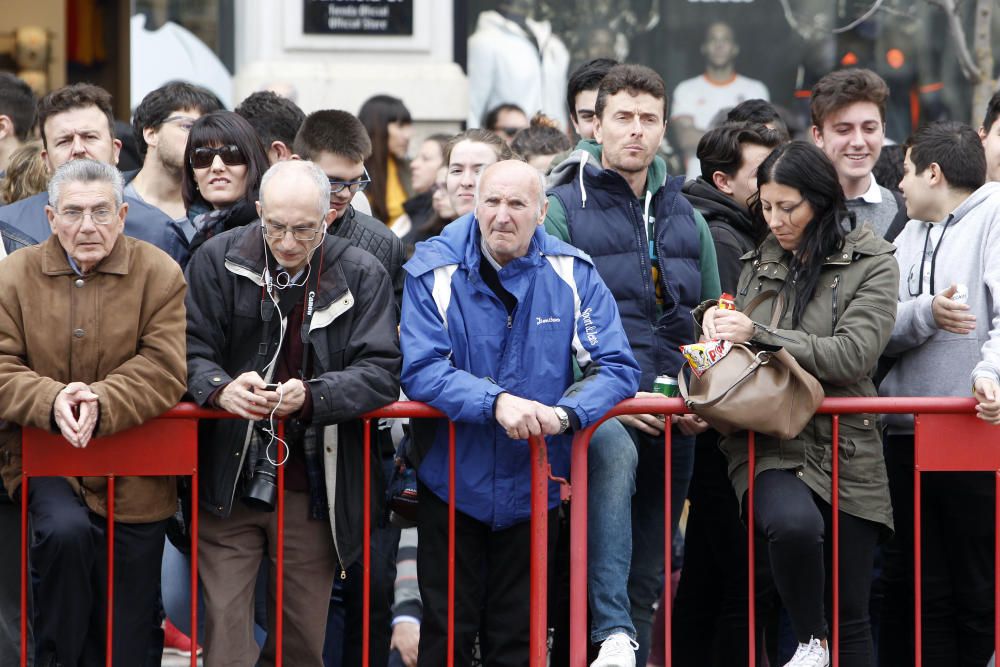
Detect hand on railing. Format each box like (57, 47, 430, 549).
(53, 382, 100, 448)
(216, 371, 274, 420)
(973, 377, 1000, 424)
(616, 391, 669, 435)
(495, 392, 561, 439)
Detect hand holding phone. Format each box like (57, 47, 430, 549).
(263, 383, 280, 392)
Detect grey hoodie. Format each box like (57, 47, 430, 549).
(880, 181, 1000, 432)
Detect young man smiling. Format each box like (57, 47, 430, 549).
(810, 68, 907, 240)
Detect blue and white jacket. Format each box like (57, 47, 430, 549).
(401, 213, 640, 529)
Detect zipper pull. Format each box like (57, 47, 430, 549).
(340, 567, 347, 581)
(506, 315, 512, 329)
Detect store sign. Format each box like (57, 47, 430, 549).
(303, 0, 413, 36)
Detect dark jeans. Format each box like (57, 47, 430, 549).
(415, 480, 558, 667)
(752, 469, 880, 667)
(29, 477, 166, 666)
(0, 499, 32, 666)
(879, 434, 996, 667)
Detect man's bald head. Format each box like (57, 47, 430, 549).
(259, 159, 331, 217)
(476, 159, 547, 215)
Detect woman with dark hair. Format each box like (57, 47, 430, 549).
(696, 141, 898, 667)
(358, 94, 413, 224)
(392, 133, 449, 251)
(181, 110, 270, 252)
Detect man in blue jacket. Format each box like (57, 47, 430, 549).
(0, 83, 186, 264)
(401, 159, 640, 667)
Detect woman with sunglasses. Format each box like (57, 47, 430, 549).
(697, 142, 897, 667)
(358, 94, 414, 225)
(181, 111, 270, 252)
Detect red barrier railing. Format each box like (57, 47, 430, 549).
(16, 396, 991, 666)
(568, 396, 988, 667)
(17, 402, 552, 667)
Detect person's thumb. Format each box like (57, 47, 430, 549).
(941, 284, 957, 298)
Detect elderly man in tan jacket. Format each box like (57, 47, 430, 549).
(0, 159, 187, 665)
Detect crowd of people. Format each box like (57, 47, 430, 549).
(0, 50, 998, 667)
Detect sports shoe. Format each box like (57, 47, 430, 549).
(590, 632, 638, 667)
(162, 618, 203, 657)
(783, 636, 829, 667)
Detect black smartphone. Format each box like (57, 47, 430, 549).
(262, 383, 280, 392)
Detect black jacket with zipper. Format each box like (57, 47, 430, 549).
(185, 223, 401, 569)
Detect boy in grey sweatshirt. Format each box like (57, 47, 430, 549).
(878, 121, 1000, 666)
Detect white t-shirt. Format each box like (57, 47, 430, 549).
(671, 73, 771, 130)
(672, 73, 770, 178)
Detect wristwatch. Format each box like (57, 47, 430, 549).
(553, 406, 571, 434)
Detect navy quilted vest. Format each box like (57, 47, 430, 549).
(550, 165, 701, 390)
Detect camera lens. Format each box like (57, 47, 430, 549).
(243, 457, 278, 512)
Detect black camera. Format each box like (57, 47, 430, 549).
(243, 456, 278, 512)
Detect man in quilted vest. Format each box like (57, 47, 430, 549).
(545, 63, 720, 666)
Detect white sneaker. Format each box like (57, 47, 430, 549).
(590, 632, 638, 667)
(783, 636, 830, 667)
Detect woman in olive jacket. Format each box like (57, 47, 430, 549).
(697, 141, 898, 667)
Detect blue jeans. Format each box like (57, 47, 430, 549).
(587, 419, 695, 664)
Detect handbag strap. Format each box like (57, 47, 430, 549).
(741, 289, 784, 329)
(677, 348, 770, 408)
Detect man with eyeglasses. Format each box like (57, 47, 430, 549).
(0, 158, 187, 665)
(293, 109, 405, 311)
(185, 159, 400, 666)
(0, 83, 187, 263)
(127, 81, 222, 224)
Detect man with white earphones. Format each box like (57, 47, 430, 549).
(185, 159, 401, 666)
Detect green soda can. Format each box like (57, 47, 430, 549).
(653, 375, 679, 398)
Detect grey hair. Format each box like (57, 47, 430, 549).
(259, 159, 331, 216)
(474, 160, 547, 216)
(47, 159, 124, 210)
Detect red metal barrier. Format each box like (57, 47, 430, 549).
(568, 396, 986, 667)
(17, 396, 991, 666)
(362, 402, 552, 667)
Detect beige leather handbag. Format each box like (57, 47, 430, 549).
(678, 291, 825, 439)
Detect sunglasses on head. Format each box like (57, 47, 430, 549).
(190, 144, 247, 169)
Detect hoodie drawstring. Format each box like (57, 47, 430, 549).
(577, 157, 588, 209)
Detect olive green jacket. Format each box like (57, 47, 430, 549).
(694, 225, 898, 532)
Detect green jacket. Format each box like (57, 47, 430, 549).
(694, 225, 898, 532)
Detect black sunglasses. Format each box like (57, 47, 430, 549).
(190, 144, 247, 169)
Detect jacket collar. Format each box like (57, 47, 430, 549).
(41, 233, 130, 276)
(222, 223, 355, 318)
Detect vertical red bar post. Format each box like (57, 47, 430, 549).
(363, 418, 372, 667)
(529, 434, 549, 667)
(747, 431, 756, 665)
(569, 428, 591, 667)
(831, 415, 840, 667)
(276, 421, 285, 667)
(106, 476, 115, 666)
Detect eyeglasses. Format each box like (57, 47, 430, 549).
(190, 144, 247, 169)
(161, 115, 198, 132)
(328, 167, 371, 195)
(55, 207, 116, 225)
(261, 220, 325, 241)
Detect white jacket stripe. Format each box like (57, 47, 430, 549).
(545, 255, 592, 367)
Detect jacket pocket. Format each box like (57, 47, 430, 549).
(819, 413, 875, 471)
